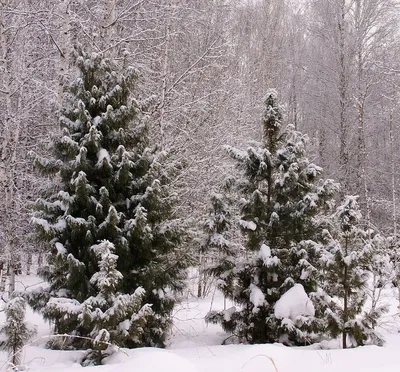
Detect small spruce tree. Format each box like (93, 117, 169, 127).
(207, 90, 338, 345)
(198, 190, 239, 297)
(363, 232, 391, 345)
(387, 236, 400, 309)
(0, 297, 36, 369)
(323, 196, 386, 347)
(31, 48, 189, 350)
(79, 240, 152, 365)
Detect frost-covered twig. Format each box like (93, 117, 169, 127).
(241, 354, 279, 372)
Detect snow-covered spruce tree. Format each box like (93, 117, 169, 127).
(207, 90, 338, 345)
(79, 240, 152, 365)
(363, 232, 392, 344)
(322, 196, 386, 348)
(0, 296, 36, 369)
(197, 189, 239, 298)
(31, 48, 189, 351)
(387, 236, 400, 309)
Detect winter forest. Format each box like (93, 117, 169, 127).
(2, 0, 400, 371)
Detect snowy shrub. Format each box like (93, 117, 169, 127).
(322, 196, 388, 348)
(0, 296, 36, 369)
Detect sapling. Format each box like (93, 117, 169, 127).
(0, 296, 36, 370)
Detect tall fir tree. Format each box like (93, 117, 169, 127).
(31, 48, 190, 351)
(207, 90, 338, 345)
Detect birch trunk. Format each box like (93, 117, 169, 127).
(338, 0, 350, 195)
(57, 0, 71, 106)
(101, 0, 116, 50)
(159, 1, 172, 151)
(0, 1, 16, 290)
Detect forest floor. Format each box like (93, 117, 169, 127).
(1, 273, 400, 372)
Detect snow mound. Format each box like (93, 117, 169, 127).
(97, 148, 111, 168)
(250, 283, 266, 312)
(259, 243, 280, 267)
(260, 243, 271, 259)
(105, 348, 200, 372)
(274, 284, 315, 320)
(239, 219, 257, 231)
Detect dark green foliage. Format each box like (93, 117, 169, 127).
(208, 90, 338, 345)
(31, 48, 189, 349)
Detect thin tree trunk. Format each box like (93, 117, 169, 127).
(318, 127, 326, 170)
(27, 253, 32, 275)
(197, 251, 203, 298)
(57, 0, 71, 106)
(0, 0, 11, 164)
(357, 88, 370, 223)
(343, 237, 348, 349)
(389, 108, 400, 307)
(9, 260, 15, 296)
(159, 0, 172, 151)
(390, 109, 396, 235)
(354, 0, 371, 224)
(338, 0, 349, 195)
(1, 1, 15, 292)
(101, 0, 116, 50)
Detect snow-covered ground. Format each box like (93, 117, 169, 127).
(1, 274, 400, 372)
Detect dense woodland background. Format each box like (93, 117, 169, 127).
(1, 0, 400, 292)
